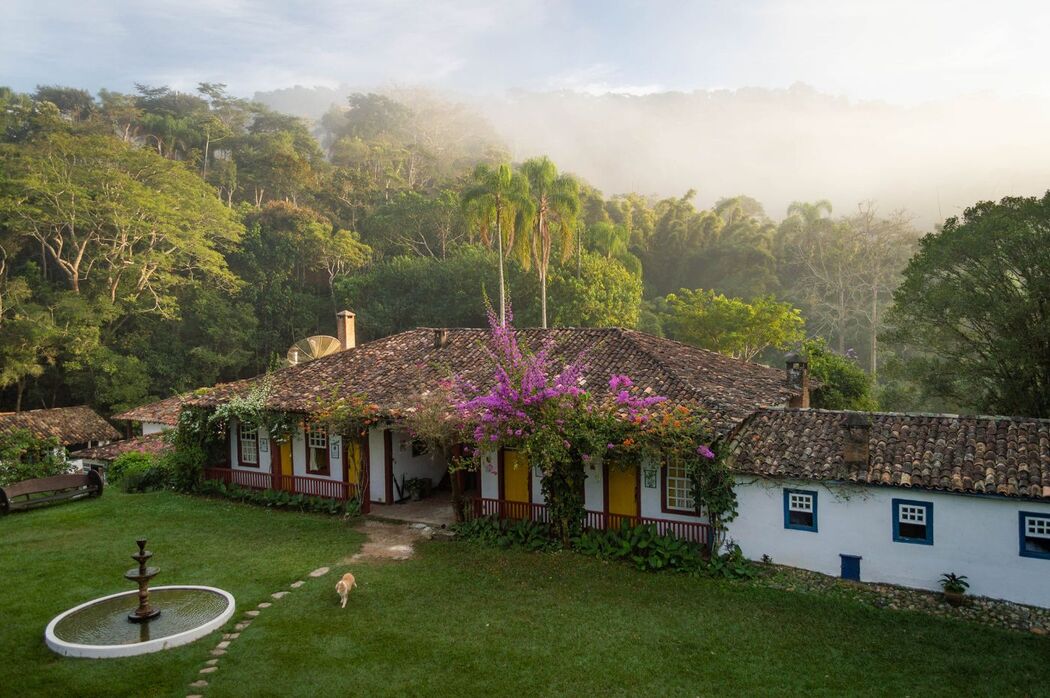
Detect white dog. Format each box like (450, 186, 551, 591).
(335, 572, 358, 608)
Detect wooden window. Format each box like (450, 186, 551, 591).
(663, 458, 695, 514)
(305, 422, 330, 475)
(892, 499, 933, 545)
(783, 489, 817, 532)
(1020, 512, 1050, 559)
(238, 425, 259, 466)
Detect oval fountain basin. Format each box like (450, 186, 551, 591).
(46, 586, 235, 658)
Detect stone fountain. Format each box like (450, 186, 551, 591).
(45, 538, 235, 659)
(125, 538, 161, 623)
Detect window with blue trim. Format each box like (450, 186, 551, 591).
(783, 489, 817, 532)
(892, 499, 933, 545)
(1020, 512, 1050, 559)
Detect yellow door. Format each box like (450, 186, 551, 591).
(346, 439, 362, 486)
(502, 450, 530, 519)
(607, 464, 639, 522)
(279, 441, 293, 489)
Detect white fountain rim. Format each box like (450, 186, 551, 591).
(45, 585, 236, 659)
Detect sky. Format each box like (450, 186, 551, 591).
(4, 0, 1050, 105)
(4, 1, 1050, 226)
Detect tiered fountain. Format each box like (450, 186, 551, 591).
(45, 539, 235, 659)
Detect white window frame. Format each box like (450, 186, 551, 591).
(239, 425, 259, 465)
(305, 422, 329, 473)
(664, 458, 695, 512)
(898, 504, 927, 526)
(789, 492, 814, 513)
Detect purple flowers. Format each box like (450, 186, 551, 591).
(697, 445, 715, 460)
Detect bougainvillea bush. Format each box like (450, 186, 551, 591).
(452, 309, 734, 544)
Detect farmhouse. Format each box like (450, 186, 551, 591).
(0, 406, 120, 467)
(187, 312, 802, 535)
(172, 311, 1050, 608)
(725, 408, 1050, 607)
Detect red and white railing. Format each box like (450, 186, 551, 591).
(203, 467, 358, 502)
(469, 497, 711, 545)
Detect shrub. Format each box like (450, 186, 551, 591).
(0, 429, 67, 486)
(108, 452, 171, 493)
(157, 443, 206, 492)
(196, 479, 354, 516)
(453, 516, 559, 552)
(574, 523, 704, 573)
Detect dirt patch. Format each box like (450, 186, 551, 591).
(343, 520, 432, 563)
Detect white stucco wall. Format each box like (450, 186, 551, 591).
(368, 427, 386, 502)
(479, 449, 499, 499)
(142, 422, 167, 435)
(389, 429, 446, 489)
(638, 455, 709, 523)
(228, 418, 272, 474)
(728, 476, 1050, 608)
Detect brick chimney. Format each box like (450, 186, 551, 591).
(785, 350, 810, 408)
(843, 412, 871, 470)
(336, 310, 356, 351)
(433, 328, 449, 349)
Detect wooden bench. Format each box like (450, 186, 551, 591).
(0, 470, 104, 514)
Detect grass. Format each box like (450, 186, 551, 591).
(0, 490, 363, 697)
(3, 492, 1050, 697)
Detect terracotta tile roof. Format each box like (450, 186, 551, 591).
(726, 408, 1050, 500)
(189, 327, 801, 434)
(71, 433, 171, 462)
(113, 394, 188, 426)
(0, 406, 121, 446)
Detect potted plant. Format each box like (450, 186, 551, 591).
(405, 478, 425, 501)
(939, 572, 969, 607)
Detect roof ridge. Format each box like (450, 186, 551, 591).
(757, 406, 1050, 424)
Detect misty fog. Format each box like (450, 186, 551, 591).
(258, 83, 1050, 227)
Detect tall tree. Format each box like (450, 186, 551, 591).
(462, 163, 530, 326)
(886, 193, 1050, 417)
(520, 157, 580, 328)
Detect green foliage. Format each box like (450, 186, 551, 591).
(197, 479, 355, 516)
(803, 337, 878, 411)
(452, 515, 559, 552)
(939, 572, 970, 594)
(574, 523, 704, 573)
(662, 289, 804, 361)
(0, 428, 65, 486)
(108, 451, 172, 493)
(886, 193, 1050, 417)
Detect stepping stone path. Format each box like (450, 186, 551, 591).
(183, 523, 423, 696)
(181, 565, 324, 697)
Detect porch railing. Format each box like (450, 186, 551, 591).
(469, 497, 711, 545)
(203, 467, 357, 502)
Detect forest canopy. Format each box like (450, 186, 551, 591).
(8, 82, 1026, 419)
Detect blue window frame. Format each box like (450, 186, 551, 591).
(892, 499, 933, 545)
(1019, 512, 1050, 559)
(783, 489, 818, 532)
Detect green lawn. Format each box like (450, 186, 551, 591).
(3, 492, 1049, 697)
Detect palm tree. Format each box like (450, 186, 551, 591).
(462, 163, 530, 325)
(520, 157, 580, 328)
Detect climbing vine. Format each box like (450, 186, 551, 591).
(452, 309, 734, 546)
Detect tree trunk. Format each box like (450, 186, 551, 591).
(870, 285, 878, 381)
(540, 268, 548, 329)
(496, 201, 506, 326)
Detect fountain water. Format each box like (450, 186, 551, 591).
(45, 539, 235, 659)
